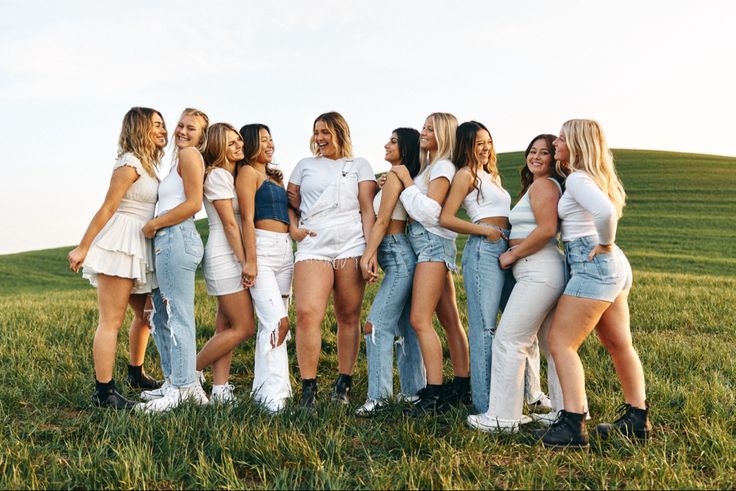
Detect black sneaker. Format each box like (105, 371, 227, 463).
(127, 364, 162, 390)
(300, 379, 317, 409)
(406, 385, 448, 417)
(531, 410, 589, 449)
(443, 376, 472, 407)
(91, 380, 136, 410)
(331, 374, 352, 405)
(592, 402, 651, 441)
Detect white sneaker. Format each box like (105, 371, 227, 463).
(528, 394, 554, 413)
(467, 413, 533, 433)
(210, 384, 236, 404)
(355, 398, 387, 417)
(141, 378, 171, 402)
(532, 409, 591, 426)
(135, 383, 208, 413)
(395, 393, 420, 404)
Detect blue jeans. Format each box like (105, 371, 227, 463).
(462, 232, 510, 413)
(150, 219, 203, 387)
(365, 234, 426, 400)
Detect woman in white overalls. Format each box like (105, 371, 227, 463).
(287, 112, 377, 407)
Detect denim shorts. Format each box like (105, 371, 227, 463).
(407, 221, 457, 272)
(563, 235, 633, 302)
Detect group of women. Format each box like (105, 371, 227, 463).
(68, 107, 650, 449)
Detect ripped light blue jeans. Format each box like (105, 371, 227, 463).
(462, 232, 510, 413)
(365, 234, 426, 400)
(150, 219, 203, 387)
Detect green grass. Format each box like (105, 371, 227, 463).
(0, 149, 734, 489)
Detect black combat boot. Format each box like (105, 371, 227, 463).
(592, 402, 651, 441)
(91, 379, 136, 410)
(300, 379, 317, 408)
(444, 376, 472, 406)
(331, 374, 352, 405)
(532, 410, 589, 449)
(127, 364, 162, 390)
(407, 384, 448, 417)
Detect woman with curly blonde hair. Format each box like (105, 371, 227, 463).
(68, 106, 167, 409)
(535, 119, 649, 449)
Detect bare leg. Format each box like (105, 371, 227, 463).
(293, 261, 334, 379)
(210, 307, 233, 385)
(434, 270, 469, 377)
(94, 274, 134, 382)
(410, 262, 449, 385)
(333, 258, 366, 375)
(127, 294, 150, 366)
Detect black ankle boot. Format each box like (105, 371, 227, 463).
(300, 379, 317, 408)
(92, 379, 136, 410)
(331, 374, 352, 405)
(127, 364, 162, 390)
(532, 410, 589, 449)
(444, 376, 472, 406)
(408, 384, 448, 417)
(592, 402, 651, 441)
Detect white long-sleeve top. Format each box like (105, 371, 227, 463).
(399, 159, 457, 240)
(558, 171, 618, 245)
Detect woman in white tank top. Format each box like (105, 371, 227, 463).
(68, 107, 167, 409)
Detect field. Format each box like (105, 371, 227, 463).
(0, 150, 734, 489)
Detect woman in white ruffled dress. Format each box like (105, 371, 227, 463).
(68, 107, 167, 409)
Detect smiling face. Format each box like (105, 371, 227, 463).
(420, 116, 438, 153)
(553, 130, 570, 163)
(384, 132, 400, 164)
(225, 130, 244, 163)
(475, 129, 493, 167)
(313, 120, 338, 159)
(149, 112, 168, 149)
(174, 114, 205, 149)
(255, 128, 274, 164)
(526, 137, 554, 178)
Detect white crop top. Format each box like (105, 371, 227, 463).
(462, 170, 511, 222)
(157, 153, 205, 216)
(508, 177, 562, 240)
(558, 171, 617, 244)
(203, 168, 240, 230)
(400, 159, 457, 240)
(373, 189, 408, 221)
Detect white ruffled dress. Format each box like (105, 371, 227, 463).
(82, 153, 159, 293)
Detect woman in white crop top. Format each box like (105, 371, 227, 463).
(535, 119, 649, 449)
(440, 121, 550, 416)
(68, 107, 167, 409)
(390, 112, 470, 415)
(355, 128, 426, 415)
(467, 133, 569, 433)
(136, 108, 211, 413)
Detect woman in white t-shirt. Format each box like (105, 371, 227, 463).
(68, 107, 167, 409)
(287, 112, 377, 407)
(390, 112, 470, 415)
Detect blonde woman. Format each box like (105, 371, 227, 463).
(287, 112, 377, 407)
(237, 123, 293, 413)
(535, 119, 649, 448)
(390, 112, 470, 415)
(137, 108, 210, 413)
(68, 107, 167, 409)
(190, 123, 256, 403)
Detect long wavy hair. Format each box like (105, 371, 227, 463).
(453, 121, 500, 201)
(203, 123, 240, 176)
(117, 107, 166, 178)
(518, 134, 569, 198)
(239, 123, 283, 182)
(310, 111, 353, 159)
(171, 107, 209, 163)
(560, 119, 626, 217)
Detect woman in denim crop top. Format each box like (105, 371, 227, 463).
(236, 123, 294, 413)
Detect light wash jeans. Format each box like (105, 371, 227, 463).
(250, 229, 294, 412)
(462, 232, 510, 413)
(365, 234, 426, 400)
(486, 241, 566, 421)
(150, 219, 203, 387)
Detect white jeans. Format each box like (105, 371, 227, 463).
(250, 229, 294, 412)
(486, 242, 566, 422)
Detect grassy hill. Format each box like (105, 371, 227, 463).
(0, 150, 735, 489)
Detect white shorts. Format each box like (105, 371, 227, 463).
(295, 214, 365, 265)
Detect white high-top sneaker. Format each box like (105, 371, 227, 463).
(141, 378, 171, 402)
(467, 413, 533, 433)
(210, 384, 236, 404)
(136, 383, 208, 413)
(355, 398, 387, 417)
(528, 394, 554, 413)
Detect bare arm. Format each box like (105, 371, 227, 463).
(360, 173, 401, 282)
(358, 179, 378, 248)
(67, 166, 138, 271)
(439, 169, 505, 240)
(286, 182, 314, 242)
(143, 147, 204, 237)
(236, 167, 258, 287)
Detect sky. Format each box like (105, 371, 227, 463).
(1, 0, 734, 254)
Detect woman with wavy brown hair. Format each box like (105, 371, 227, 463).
(68, 106, 167, 409)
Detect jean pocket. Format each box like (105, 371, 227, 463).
(566, 243, 591, 264)
(593, 252, 619, 283)
(182, 228, 203, 258)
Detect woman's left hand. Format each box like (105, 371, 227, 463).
(499, 250, 518, 270)
(588, 243, 614, 260)
(389, 164, 412, 187)
(142, 220, 158, 239)
(242, 261, 257, 288)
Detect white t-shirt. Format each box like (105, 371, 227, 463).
(203, 167, 239, 230)
(558, 171, 618, 244)
(400, 159, 457, 240)
(289, 156, 375, 215)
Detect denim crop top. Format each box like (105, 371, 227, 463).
(254, 179, 290, 225)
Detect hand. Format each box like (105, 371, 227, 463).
(588, 243, 614, 260)
(376, 173, 388, 189)
(389, 164, 412, 187)
(499, 250, 517, 270)
(242, 262, 257, 288)
(287, 189, 301, 210)
(290, 227, 316, 242)
(484, 227, 507, 242)
(67, 246, 87, 272)
(360, 254, 379, 283)
(142, 220, 158, 239)
(271, 320, 290, 348)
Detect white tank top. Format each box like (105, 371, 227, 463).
(462, 170, 511, 222)
(157, 154, 204, 216)
(509, 177, 562, 240)
(373, 189, 408, 221)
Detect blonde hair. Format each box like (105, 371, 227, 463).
(171, 107, 209, 163)
(561, 119, 626, 217)
(310, 111, 353, 159)
(203, 123, 240, 174)
(420, 112, 458, 180)
(117, 107, 166, 178)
